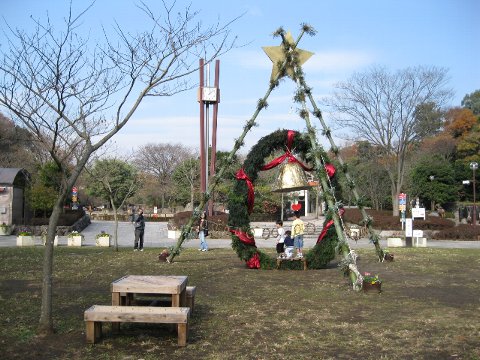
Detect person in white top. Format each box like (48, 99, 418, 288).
(275, 220, 285, 259)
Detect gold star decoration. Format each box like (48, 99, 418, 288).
(262, 31, 314, 81)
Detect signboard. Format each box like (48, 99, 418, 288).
(405, 218, 413, 237)
(413, 230, 424, 238)
(154, 206, 158, 214)
(398, 193, 407, 213)
(412, 207, 426, 220)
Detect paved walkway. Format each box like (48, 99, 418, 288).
(1, 218, 479, 249)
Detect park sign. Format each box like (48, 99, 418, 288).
(72, 186, 78, 210)
(412, 207, 426, 220)
(399, 193, 407, 225)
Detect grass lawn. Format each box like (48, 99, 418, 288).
(0, 246, 479, 359)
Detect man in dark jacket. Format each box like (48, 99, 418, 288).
(132, 208, 145, 251)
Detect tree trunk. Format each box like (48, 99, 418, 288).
(110, 197, 119, 251)
(190, 183, 194, 211)
(391, 188, 400, 216)
(38, 199, 63, 335)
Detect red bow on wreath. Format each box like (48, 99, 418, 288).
(324, 163, 336, 178)
(235, 168, 254, 214)
(229, 229, 256, 247)
(246, 253, 260, 269)
(317, 208, 345, 243)
(261, 130, 313, 171)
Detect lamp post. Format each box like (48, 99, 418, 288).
(470, 162, 478, 226)
(429, 175, 435, 211)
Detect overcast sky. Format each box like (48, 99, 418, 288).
(1, 0, 478, 156)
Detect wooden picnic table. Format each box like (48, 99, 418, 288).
(111, 275, 188, 308)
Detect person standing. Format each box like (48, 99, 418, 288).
(275, 220, 285, 258)
(198, 211, 209, 252)
(132, 208, 145, 251)
(291, 210, 304, 258)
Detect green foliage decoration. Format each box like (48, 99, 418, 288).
(228, 129, 338, 270)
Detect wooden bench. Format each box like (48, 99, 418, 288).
(133, 286, 197, 313)
(84, 305, 190, 346)
(276, 257, 307, 270)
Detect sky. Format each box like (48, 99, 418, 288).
(1, 0, 479, 156)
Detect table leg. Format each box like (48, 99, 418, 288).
(172, 293, 180, 307)
(180, 288, 187, 307)
(111, 292, 121, 333)
(112, 292, 120, 306)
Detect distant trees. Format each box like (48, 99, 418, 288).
(461, 89, 480, 116)
(86, 159, 138, 250)
(0, 112, 42, 171)
(408, 156, 457, 211)
(327, 65, 453, 215)
(172, 157, 200, 208)
(133, 143, 193, 208)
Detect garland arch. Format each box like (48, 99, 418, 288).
(228, 129, 340, 270)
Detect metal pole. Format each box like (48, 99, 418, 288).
(473, 168, 477, 226)
(199, 59, 206, 194)
(470, 162, 478, 226)
(205, 63, 210, 206)
(281, 193, 284, 221)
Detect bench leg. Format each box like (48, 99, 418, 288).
(112, 322, 120, 334)
(187, 296, 195, 314)
(177, 323, 188, 346)
(86, 321, 102, 343)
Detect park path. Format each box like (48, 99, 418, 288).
(1, 217, 479, 249)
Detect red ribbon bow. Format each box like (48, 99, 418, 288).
(261, 131, 313, 171)
(325, 163, 336, 178)
(246, 253, 260, 269)
(316, 208, 345, 243)
(235, 168, 255, 214)
(229, 229, 256, 247)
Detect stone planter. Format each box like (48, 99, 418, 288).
(17, 235, 35, 246)
(413, 237, 427, 247)
(0, 226, 12, 236)
(43, 236, 59, 246)
(68, 235, 83, 247)
(387, 237, 405, 247)
(96, 236, 110, 247)
(167, 230, 181, 239)
(363, 281, 382, 293)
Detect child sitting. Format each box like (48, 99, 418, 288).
(283, 230, 294, 259)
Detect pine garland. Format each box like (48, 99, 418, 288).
(228, 129, 339, 270)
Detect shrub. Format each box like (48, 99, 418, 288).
(172, 211, 228, 232)
(432, 225, 480, 240)
(343, 208, 455, 230)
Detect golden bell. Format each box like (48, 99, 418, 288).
(272, 162, 312, 193)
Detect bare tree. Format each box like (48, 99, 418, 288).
(0, 2, 236, 334)
(326, 65, 452, 215)
(133, 143, 193, 208)
(172, 152, 200, 209)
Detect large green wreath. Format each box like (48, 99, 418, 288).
(228, 129, 340, 270)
